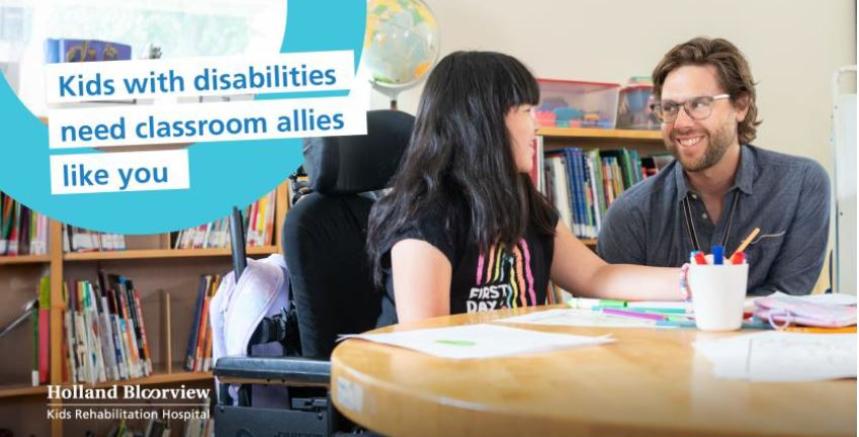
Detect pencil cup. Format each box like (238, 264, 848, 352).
(688, 263, 748, 331)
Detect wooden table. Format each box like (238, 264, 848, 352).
(330, 306, 856, 437)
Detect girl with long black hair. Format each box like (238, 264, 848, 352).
(367, 51, 683, 322)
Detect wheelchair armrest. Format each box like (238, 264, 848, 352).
(213, 356, 330, 388)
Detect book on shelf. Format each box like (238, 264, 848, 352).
(172, 189, 277, 249)
(29, 275, 51, 386)
(105, 414, 211, 437)
(543, 147, 672, 239)
(61, 273, 153, 385)
(184, 413, 214, 437)
(144, 417, 169, 437)
(35, 276, 51, 386)
(184, 274, 221, 372)
(0, 192, 49, 256)
(44, 38, 132, 63)
(63, 225, 127, 253)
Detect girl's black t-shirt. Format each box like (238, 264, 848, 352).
(382, 200, 558, 315)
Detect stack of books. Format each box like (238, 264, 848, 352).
(543, 147, 672, 238)
(61, 272, 152, 385)
(184, 274, 222, 372)
(0, 193, 49, 256)
(172, 190, 276, 249)
(63, 225, 127, 252)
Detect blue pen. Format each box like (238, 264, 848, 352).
(712, 245, 724, 265)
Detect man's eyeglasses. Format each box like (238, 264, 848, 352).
(650, 94, 730, 122)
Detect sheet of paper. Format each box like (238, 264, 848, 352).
(694, 331, 857, 382)
(340, 324, 613, 359)
(498, 308, 659, 328)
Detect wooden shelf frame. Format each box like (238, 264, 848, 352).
(538, 127, 662, 140)
(0, 254, 51, 265)
(0, 384, 48, 399)
(0, 371, 213, 399)
(63, 245, 280, 261)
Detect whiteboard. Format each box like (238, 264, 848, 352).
(833, 74, 856, 295)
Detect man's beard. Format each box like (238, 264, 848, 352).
(665, 122, 735, 172)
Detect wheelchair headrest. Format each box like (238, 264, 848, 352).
(303, 109, 414, 195)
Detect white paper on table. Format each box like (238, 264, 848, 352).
(498, 308, 658, 328)
(340, 323, 613, 360)
(694, 331, 857, 382)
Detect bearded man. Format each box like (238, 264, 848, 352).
(597, 37, 830, 295)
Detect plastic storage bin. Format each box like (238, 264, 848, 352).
(536, 79, 620, 129)
(616, 84, 659, 130)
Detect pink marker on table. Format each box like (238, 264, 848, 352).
(602, 308, 666, 321)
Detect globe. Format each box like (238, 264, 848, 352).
(364, 0, 440, 106)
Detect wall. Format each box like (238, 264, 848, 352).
(371, 0, 857, 173)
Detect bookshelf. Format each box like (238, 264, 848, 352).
(0, 180, 292, 437)
(537, 127, 666, 248)
(538, 127, 665, 153)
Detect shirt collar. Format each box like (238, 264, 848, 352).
(673, 144, 756, 203)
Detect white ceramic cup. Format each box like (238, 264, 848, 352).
(688, 263, 749, 331)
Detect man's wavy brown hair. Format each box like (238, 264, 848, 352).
(652, 37, 762, 144)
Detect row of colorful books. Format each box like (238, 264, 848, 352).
(108, 418, 170, 437)
(542, 147, 672, 238)
(184, 274, 221, 372)
(4, 188, 279, 255)
(63, 225, 128, 253)
(59, 273, 152, 385)
(171, 190, 277, 249)
(105, 413, 213, 437)
(30, 270, 223, 386)
(0, 192, 49, 256)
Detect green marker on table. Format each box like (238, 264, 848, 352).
(435, 339, 477, 347)
(568, 297, 626, 309)
(621, 307, 688, 315)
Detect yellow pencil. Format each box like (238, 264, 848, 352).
(731, 227, 760, 258)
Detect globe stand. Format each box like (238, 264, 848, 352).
(372, 82, 402, 110)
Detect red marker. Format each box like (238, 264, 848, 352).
(731, 251, 745, 265)
(694, 251, 708, 265)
